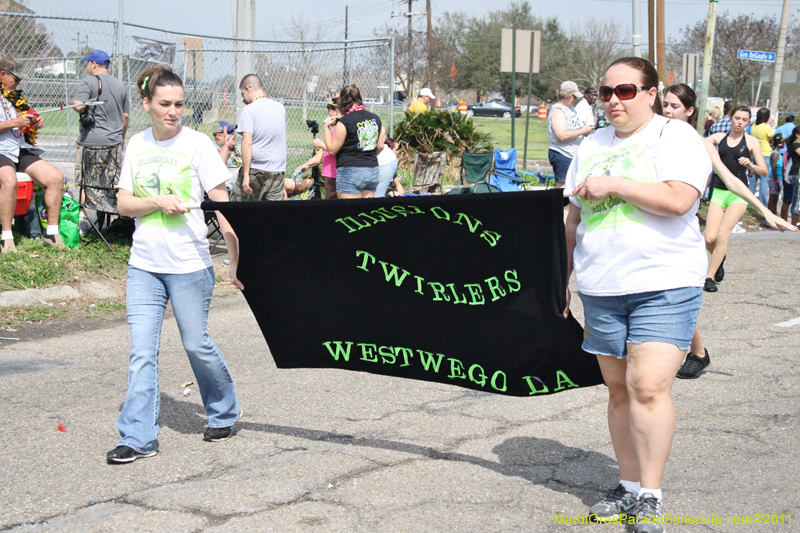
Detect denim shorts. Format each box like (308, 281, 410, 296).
(337, 166, 380, 194)
(578, 287, 703, 359)
(548, 149, 573, 183)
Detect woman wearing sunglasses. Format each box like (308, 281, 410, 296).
(662, 85, 793, 379)
(564, 58, 711, 531)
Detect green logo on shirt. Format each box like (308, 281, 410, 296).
(131, 148, 192, 228)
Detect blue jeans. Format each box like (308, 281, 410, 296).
(375, 159, 398, 197)
(116, 266, 240, 453)
(548, 149, 573, 183)
(748, 173, 769, 206)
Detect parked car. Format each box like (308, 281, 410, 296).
(466, 99, 521, 118)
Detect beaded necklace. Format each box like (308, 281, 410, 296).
(346, 104, 365, 114)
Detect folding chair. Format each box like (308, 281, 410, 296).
(447, 152, 496, 194)
(488, 148, 538, 192)
(203, 193, 224, 253)
(78, 145, 119, 251)
(405, 151, 447, 194)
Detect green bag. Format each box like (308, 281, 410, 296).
(35, 193, 81, 248)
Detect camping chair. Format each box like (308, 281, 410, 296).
(405, 151, 447, 194)
(78, 146, 118, 251)
(447, 152, 496, 194)
(488, 148, 538, 192)
(203, 193, 224, 253)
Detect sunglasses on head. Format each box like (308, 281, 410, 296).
(598, 84, 651, 102)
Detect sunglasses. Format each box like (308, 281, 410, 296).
(598, 84, 651, 102)
(1, 71, 21, 83)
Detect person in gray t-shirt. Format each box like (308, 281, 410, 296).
(71, 50, 130, 212)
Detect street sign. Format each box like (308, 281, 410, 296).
(737, 50, 775, 62)
(683, 54, 699, 85)
(760, 69, 798, 84)
(500, 29, 541, 73)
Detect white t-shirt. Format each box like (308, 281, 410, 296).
(575, 98, 595, 127)
(565, 115, 711, 296)
(377, 146, 397, 167)
(118, 127, 229, 274)
(237, 98, 287, 172)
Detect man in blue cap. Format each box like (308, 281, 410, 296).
(71, 50, 130, 219)
(211, 121, 241, 189)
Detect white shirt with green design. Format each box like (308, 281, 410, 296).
(565, 115, 711, 296)
(118, 127, 229, 274)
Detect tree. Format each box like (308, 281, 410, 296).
(557, 18, 628, 92)
(673, 11, 781, 103)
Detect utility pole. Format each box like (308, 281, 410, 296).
(343, 6, 349, 87)
(769, 0, 792, 120)
(391, 1, 426, 100)
(632, 0, 642, 57)
(695, 0, 718, 135)
(426, 0, 434, 96)
(656, 0, 665, 84)
(648, 0, 654, 62)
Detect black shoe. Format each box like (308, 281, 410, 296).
(714, 255, 726, 282)
(203, 426, 233, 442)
(703, 277, 717, 292)
(677, 348, 711, 379)
(106, 445, 157, 464)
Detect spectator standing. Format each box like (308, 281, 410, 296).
(375, 137, 399, 198)
(703, 106, 721, 135)
(708, 100, 734, 136)
(298, 98, 341, 200)
(547, 81, 593, 189)
(232, 74, 287, 201)
(408, 88, 434, 114)
(768, 134, 785, 215)
(72, 49, 130, 217)
(575, 87, 597, 127)
(107, 65, 242, 464)
(0, 56, 66, 253)
(774, 114, 795, 152)
(324, 84, 386, 199)
(749, 108, 773, 206)
(785, 127, 800, 226)
(211, 121, 241, 189)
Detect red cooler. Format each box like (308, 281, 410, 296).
(15, 173, 33, 217)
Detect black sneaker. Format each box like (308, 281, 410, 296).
(203, 426, 233, 442)
(106, 445, 157, 464)
(589, 483, 638, 522)
(703, 278, 717, 292)
(634, 493, 665, 533)
(677, 348, 711, 379)
(714, 255, 726, 282)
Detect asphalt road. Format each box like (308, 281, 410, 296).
(1, 233, 798, 532)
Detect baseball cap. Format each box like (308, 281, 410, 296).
(212, 121, 237, 135)
(81, 50, 111, 65)
(560, 81, 583, 99)
(420, 88, 435, 99)
(0, 56, 27, 79)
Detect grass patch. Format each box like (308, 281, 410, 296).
(471, 114, 550, 162)
(83, 301, 126, 319)
(0, 234, 131, 292)
(0, 300, 127, 325)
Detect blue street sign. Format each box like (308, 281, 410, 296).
(737, 50, 776, 62)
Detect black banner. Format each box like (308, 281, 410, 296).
(207, 189, 603, 397)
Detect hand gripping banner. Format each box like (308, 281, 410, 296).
(206, 189, 604, 397)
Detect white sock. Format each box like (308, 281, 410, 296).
(46, 225, 59, 236)
(620, 480, 641, 494)
(1, 230, 12, 241)
(639, 487, 663, 501)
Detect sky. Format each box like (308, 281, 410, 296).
(22, 0, 798, 48)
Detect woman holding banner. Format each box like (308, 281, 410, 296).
(107, 65, 243, 464)
(564, 58, 710, 532)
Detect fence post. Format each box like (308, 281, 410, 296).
(389, 37, 395, 137)
(64, 57, 72, 162)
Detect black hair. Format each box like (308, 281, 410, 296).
(606, 57, 663, 115)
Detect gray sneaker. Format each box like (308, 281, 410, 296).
(634, 493, 665, 533)
(589, 484, 638, 522)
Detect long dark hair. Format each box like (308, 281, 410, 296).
(137, 65, 183, 100)
(664, 83, 697, 122)
(606, 57, 663, 115)
(338, 85, 363, 114)
(786, 127, 800, 148)
(755, 107, 770, 125)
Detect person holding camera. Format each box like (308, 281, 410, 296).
(72, 50, 130, 215)
(298, 98, 341, 199)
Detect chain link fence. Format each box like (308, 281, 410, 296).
(1, 10, 394, 172)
